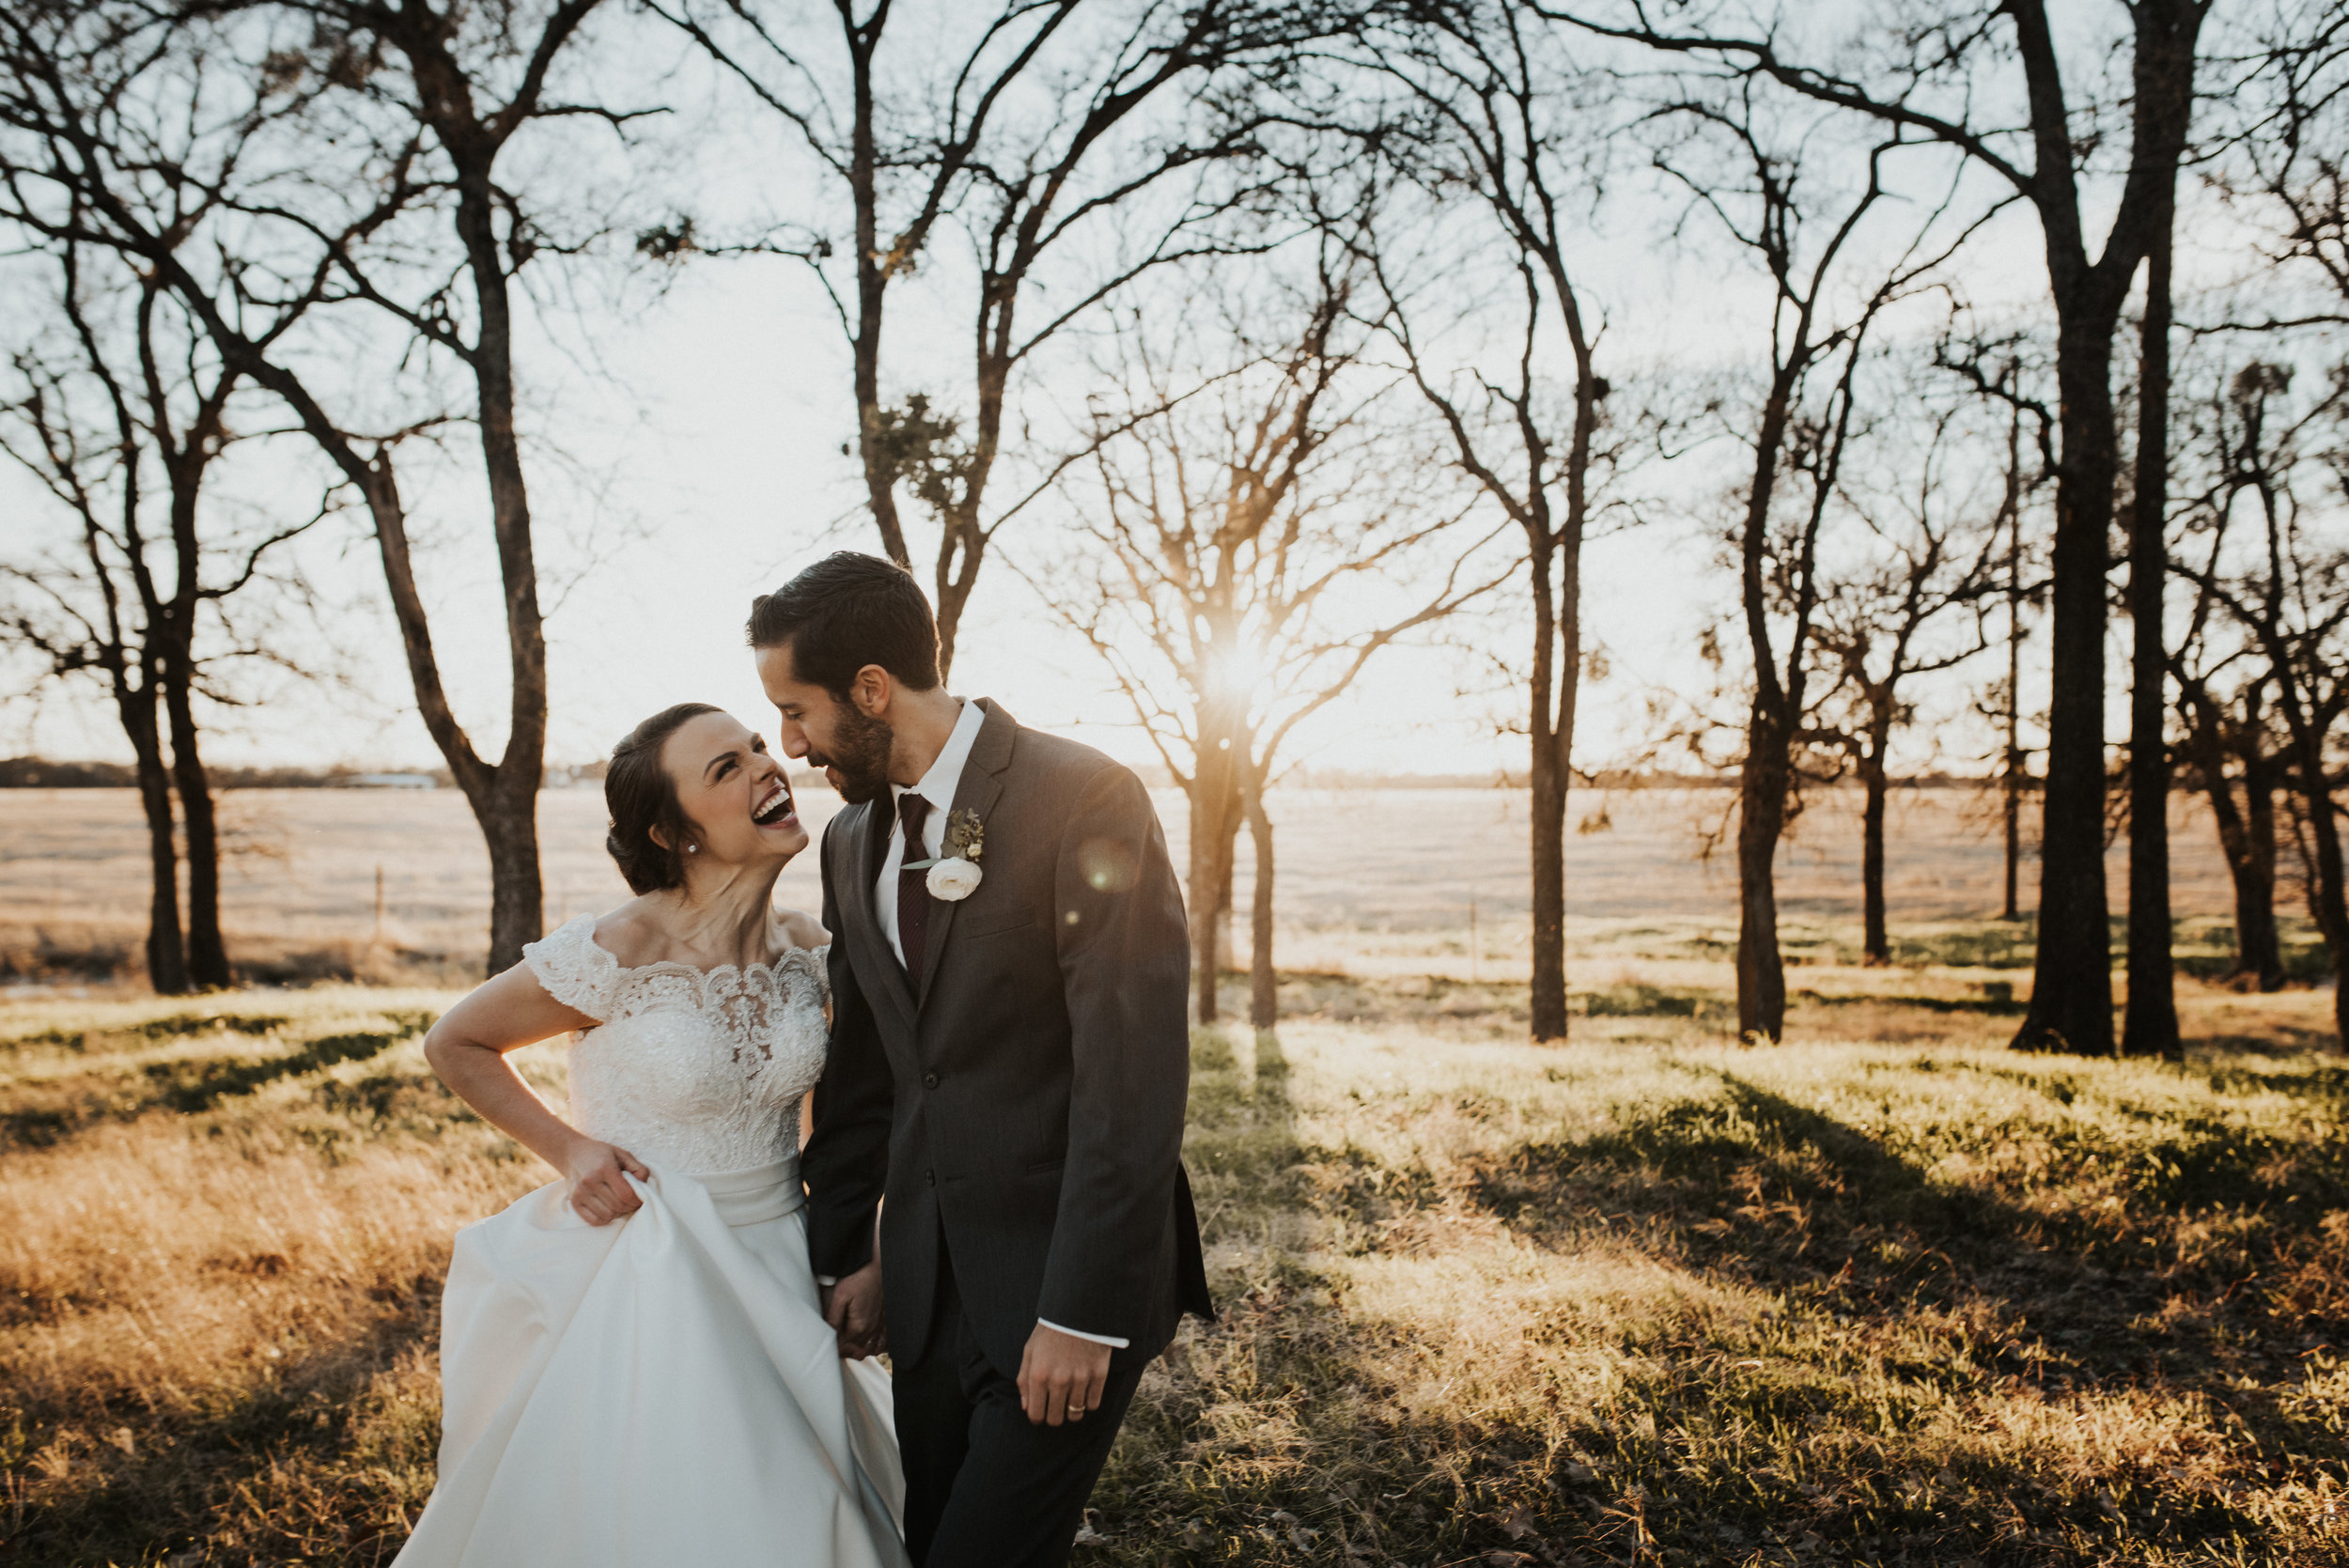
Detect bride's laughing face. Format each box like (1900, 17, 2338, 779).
(659, 710, 808, 869)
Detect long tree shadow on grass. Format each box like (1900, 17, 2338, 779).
(0, 1012, 436, 1147)
(1481, 1067, 2349, 1372)
(1793, 987, 2029, 1017)
(1111, 1054, 2349, 1566)
(1449, 1069, 2349, 1563)
(0, 1013, 292, 1056)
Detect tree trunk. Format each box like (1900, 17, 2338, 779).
(110, 628, 183, 993)
(2014, 304, 2123, 1054)
(2218, 785, 2285, 991)
(1215, 836, 1237, 975)
(1528, 536, 1570, 1042)
(2001, 750, 2024, 922)
(1548, 460, 1587, 1041)
(361, 446, 543, 976)
(2010, 0, 2207, 1054)
(2123, 163, 2181, 1060)
(1732, 359, 1839, 1040)
(2183, 695, 2283, 990)
(131, 734, 186, 995)
(479, 782, 544, 978)
(1860, 753, 1890, 966)
(1246, 776, 1276, 1029)
(1187, 739, 1238, 1022)
(2237, 752, 2285, 989)
(462, 215, 549, 972)
(1736, 700, 1791, 1041)
(164, 677, 228, 987)
(2001, 380, 2027, 924)
(2295, 759, 2349, 1051)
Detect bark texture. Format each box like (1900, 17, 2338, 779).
(2122, 13, 2194, 1061)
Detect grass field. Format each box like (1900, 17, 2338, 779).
(3, 940, 2344, 1567)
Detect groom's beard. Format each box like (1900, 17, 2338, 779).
(816, 702, 894, 805)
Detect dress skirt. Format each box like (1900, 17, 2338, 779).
(394, 1159, 907, 1567)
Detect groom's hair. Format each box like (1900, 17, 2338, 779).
(747, 551, 941, 698)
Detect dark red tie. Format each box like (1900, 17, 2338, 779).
(896, 792, 934, 981)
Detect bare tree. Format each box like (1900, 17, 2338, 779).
(2170, 641, 2289, 991)
(1045, 255, 1502, 1025)
(1808, 401, 1998, 966)
(0, 0, 628, 972)
(2178, 360, 2349, 1047)
(655, 0, 1346, 676)
(0, 244, 316, 990)
(2122, 42, 2195, 1059)
(1339, 3, 1630, 1042)
(1989, 368, 2043, 924)
(2205, 1, 2349, 334)
(5, 256, 191, 994)
(1932, 331, 2061, 928)
(1642, 86, 1984, 1042)
(1560, 0, 2214, 1054)
(2175, 7, 2349, 1002)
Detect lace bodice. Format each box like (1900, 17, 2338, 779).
(523, 913, 830, 1175)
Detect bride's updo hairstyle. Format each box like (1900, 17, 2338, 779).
(605, 703, 723, 894)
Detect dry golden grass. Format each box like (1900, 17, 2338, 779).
(0, 993, 560, 1564)
(2, 951, 2344, 1566)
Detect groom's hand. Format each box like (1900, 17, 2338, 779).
(1018, 1323, 1111, 1427)
(821, 1256, 887, 1359)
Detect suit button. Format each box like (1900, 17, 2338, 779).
(923, 1072, 940, 1090)
(925, 1168, 936, 1188)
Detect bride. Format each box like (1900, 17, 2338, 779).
(394, 702, 907, 1568)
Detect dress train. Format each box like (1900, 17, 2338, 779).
(395, 1159, 906, 1568)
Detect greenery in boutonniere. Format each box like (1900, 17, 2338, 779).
(907, 808, 987, 901)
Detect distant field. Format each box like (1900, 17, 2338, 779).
(0, 784, 2250, 984)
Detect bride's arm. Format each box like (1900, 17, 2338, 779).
(423, 964, 650, 1225)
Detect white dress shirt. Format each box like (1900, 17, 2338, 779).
(875, 697, 986, 967)
(848, 697, 1128, 1350)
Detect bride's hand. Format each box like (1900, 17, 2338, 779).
(564, 1137, 650, 1224)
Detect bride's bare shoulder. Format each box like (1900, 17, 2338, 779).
(773, 908, 830, 955)
(590, 899, 666, 968)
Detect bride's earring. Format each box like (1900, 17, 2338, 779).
(687, 844, 698, 854)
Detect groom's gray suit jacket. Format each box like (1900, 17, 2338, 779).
(802, 699, 1213, 1376)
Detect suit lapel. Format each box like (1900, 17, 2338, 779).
(915, 699, 1018, 1005)
(844, 797, 918, 1027)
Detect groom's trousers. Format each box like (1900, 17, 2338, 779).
(894, 1247, 1149, 1568)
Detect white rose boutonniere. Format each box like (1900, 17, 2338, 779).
(926, 857, 983, 901)
(909, 807, 987, 902)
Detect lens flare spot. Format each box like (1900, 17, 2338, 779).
(1079, 839, 1137, 893)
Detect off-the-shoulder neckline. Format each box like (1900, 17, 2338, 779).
(563, 910, 828, 984)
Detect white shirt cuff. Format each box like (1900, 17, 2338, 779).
(815, 1275, 838, 1287)
(1038, 1317, 1129, 1348)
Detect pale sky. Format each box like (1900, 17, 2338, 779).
(1, 7, 2326, 785)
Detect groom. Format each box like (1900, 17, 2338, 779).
(753, 552, 1212, 1567)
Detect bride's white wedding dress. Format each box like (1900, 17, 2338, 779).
(394, 914, 908, 1568)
